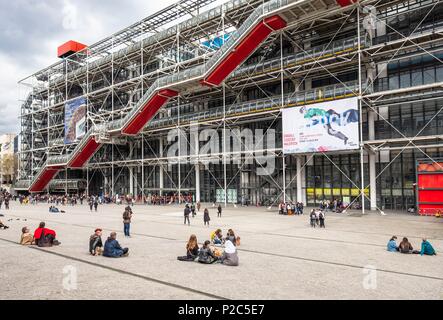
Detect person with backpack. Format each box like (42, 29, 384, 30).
(319, 211, 325, 228)
(33, 222, 60, 247)
(89, 228, 103, 256)
(184, 204, 191, 226)
(123, 209, 132, 237)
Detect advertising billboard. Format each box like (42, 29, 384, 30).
(283, 97, 359, 154)
(65, 97, 86, 144)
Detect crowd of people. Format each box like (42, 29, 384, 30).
(278, 202, 304, 215)
(177, 228, 241, 266)
(387, 236, 437, 256)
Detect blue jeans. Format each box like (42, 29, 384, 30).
(214, 238, 222, 245)
(124, 223, 130, 236)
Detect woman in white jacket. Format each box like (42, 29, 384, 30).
(220, 240, 239, 266)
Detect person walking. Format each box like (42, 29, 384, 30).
(93, 197, 98, 212)
(123, 208, 132, 237)
(197, 201, 201, 212)
(203, 208, 210, 227)
(191, 203, 196, 218)
(319, 211, 325, 228)
(89, 197, 93, 212)
(217, 204, 222, 218)
(184, 204, 191, 226)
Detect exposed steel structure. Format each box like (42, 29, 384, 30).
(17, 0, 443, 214)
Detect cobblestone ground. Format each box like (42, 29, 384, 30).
(0, 202, 442, 300)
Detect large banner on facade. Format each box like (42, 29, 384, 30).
(64, 97, 86, 144)
(283, 97, 359, 154)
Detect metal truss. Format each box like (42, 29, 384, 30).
(17, 0, 443, 213)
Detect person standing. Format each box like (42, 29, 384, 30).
(184, 204, 191, 226)
(197, 201, 201, 212)
(217, 204, 222, 218)
(191, 203, 196, 218)
(123, 209, 132, 237)
(319, 211, 325, 228)
(203, 208, 210, 227)
(89, 197, 93, 212)
(93, 197, 98, 212)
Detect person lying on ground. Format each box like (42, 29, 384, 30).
(89, 228, 103, 256)
(20, 227, 34, 245)
(220, 240, 239, 266)
(198, 240, 218, 264)
(420, 238, 437, 256)
(398, 237, 414, 254)
(33, 222, 60, 247)
(103, 232, 129, 258)
(0, 220, 9, 230)
(177, 234, 199, 261)
(387, 236, 398, 252)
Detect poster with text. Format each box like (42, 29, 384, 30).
(65, 97, 86, 144)
(282, 97, 359, 154)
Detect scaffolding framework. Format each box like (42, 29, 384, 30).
(17, 0, 443, 213)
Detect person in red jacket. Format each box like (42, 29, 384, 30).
(34, 222, 60, 247)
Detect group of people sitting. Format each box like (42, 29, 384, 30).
(177, 229, 241, 266)
(309, 209, 326, 228)
(387, 236, 437, 256)
(19, 222, 61, 247)
(89, 229, 129, 258)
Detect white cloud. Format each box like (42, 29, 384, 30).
(0, 0, 180, 135)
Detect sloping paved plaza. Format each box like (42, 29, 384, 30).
(0, 202, 442, 300)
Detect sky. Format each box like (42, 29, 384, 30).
(0, 0, 183, 135)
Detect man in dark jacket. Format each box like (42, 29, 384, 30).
(184, 205, 191, 226)
(89, 228, 103, 256)
(103, 232, 129, 258)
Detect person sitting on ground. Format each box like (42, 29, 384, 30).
(387, 236, 398, 252)
(203, 208, 210, 227)
(210, 229, 224, 245)
(103, 232, 129, 258)
(225, 229, 237, 245)
(33, 222, 60, 247)
(89, 228, 104, 256)
(177, 234, 199, 261)
(198, 240, 218, 264)
(220, 240, 239, 266)
(398, 237, 414, 254)
(420, 238, 437, 256)
(20, 227, 34, 245)
(0, 220, 9, 230)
